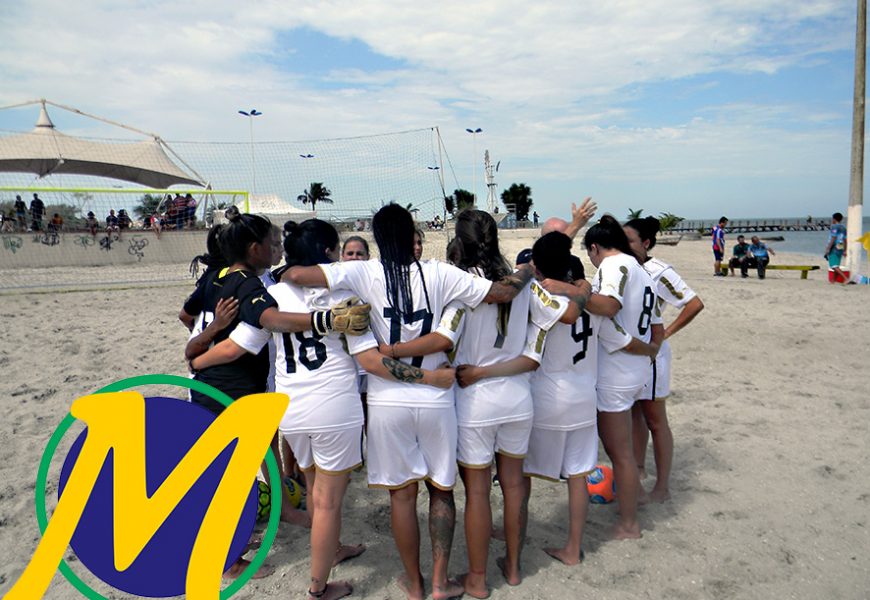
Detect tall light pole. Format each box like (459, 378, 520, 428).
(238, 109, 262, 196)
(847, 0, 866, 277)
(466, 127, 482, 202)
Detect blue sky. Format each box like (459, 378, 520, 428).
(0, 0, 863, 220)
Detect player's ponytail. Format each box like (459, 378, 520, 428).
(584, 214, 633, 256)
(189, 224, 228, 281)
(217, 206, 272, 265)
(282, 219, 340, 267)
(452, 209, 512, 281)
(624, 215, 661, 251)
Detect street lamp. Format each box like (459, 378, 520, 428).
(465, 127, 482, 201)
(238, 109, 262, 195)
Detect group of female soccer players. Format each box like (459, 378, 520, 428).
(179, 203, 702, 600)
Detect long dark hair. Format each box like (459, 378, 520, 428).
(372, 203, 429, 318)
(218, 206, 272, 266)
(583, 214, 633, 256)
(189, 224, 228, 280)
(451, 209, 512, 281)
(532, 232, 572, 281)
(282, 219, 340, 267)
(624, 216, 660, 252)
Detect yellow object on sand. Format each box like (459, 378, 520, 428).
(856, 232, 870, 253)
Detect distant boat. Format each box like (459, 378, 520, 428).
(658, 234, 682, 246)
(761, 236, 784, 242)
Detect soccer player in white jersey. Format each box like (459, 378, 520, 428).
(526, 232, 664, 564)
(544, 216, 663, 539)
(387, 212, 590, 595)
(624, 217, 704, 503)
(283, 204, 534, 600)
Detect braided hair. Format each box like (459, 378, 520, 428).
(372, 203, 429, 318)
(451, 209, 512, 281)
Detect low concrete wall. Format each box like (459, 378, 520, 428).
(0, 230, 209, 269)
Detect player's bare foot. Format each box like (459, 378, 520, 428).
(308, 580, 353, 600)
(638, 488, 651, 505)
(223, 558, 274, 580)
(490, 526, 505, 541)
(544, 547, 585, 566)
(333, 543, 366, 566)
(637, 466, 647, 480)
(281, 504, 312, 528)
(433, 577, 465, 600)
(648, 488, 671, 503)
(458, 572, 490, 598)
(610, 522, 642, 540)
(397, 574, 425, 600)
(496, 556, 522, 586)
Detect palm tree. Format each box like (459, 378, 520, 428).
(658, 212, 685, 231)
(297, 182, 333, 214)
(627, 208, 644, 220)
(500, 183, 533, 222)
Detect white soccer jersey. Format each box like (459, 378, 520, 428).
(268, 282, 378, 432)
(593, 253, 662, 389)
(528, 311, 631, 430)
(260, 271, 279, 391)
(442, 278, 568, 426)
(320, 259, 492, 408)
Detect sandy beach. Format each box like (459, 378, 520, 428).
(1, 231, 868, 599)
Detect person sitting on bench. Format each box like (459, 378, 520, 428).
(745, 236, 775, 279)
(729, 235, 750, 276)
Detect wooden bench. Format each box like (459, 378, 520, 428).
(764, 265, 820, 279)
(721, 264, 820, 279)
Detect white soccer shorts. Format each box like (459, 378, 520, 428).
(283, 426, 363, 474)
(457, 418, 533, 468)
(366, 405, 458, 490)
(638, 343, 672, 401)
(524, 424, 598, 481)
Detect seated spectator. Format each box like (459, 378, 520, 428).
(85, 211, 98, 237)
(745, 235, 775, 279)
(48, 213, 64, 233)
(117, 209, 132, 231)
(729, 235, 750, 276)
(106, 209, 120, 238)
(1, 210, 15, 232)
(151, 212, 162, 239)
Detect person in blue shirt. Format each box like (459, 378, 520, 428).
(712, 216, 728, 276)
(824, 212, 848, 284)
(746, 236, 775, 279)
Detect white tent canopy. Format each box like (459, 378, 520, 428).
(0, 100, 203, 188)
(244, 193, 316, 223)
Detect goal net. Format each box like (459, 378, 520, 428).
(0, 127, 448, 291)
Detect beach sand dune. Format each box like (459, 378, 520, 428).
(1, 236, 868, 599)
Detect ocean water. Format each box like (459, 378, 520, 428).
(758, 216, 870, 256)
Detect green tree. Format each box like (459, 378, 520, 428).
(501, 183, 533, 222)
(443, 188, 475, 215)
(627, 208, 644, 220)
(658, 212, 685, 231)
(133, 194, 166, 220)
(297, 182, 333, 213)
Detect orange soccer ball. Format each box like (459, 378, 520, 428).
(586, 465, 615, 504)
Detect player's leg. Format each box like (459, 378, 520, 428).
(458, 463, 492, 598)
(390, 483, 424, 600)
(639, 400, 672, 502)
(495, 452, 527, 586)
(597, 406, 642, 539)
(631, 402, 650, 479)
(308, 469, 352, 599)
(417, 408, 462, 599)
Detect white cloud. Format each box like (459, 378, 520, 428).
(0, 0, 857, 217)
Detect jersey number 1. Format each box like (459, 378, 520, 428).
(283, 331, 327, 373)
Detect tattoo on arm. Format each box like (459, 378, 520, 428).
(569, 293, 588, 313)
(383, 356, 424, 383)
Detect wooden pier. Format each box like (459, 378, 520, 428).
(672, 218, 830, 236)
